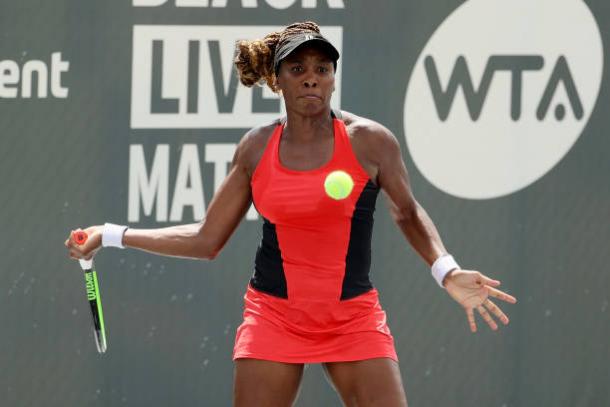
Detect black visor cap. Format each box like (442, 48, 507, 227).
(273, 33, 340, 75)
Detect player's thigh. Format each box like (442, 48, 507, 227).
(233, 358, 304, 407)
(323, 358, 408, 407)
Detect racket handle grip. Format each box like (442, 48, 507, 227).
(72, 231, 93, 270)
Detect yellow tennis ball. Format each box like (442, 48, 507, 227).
(324, 170, 354, 200)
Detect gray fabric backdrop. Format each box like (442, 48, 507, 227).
(2, 1, 609, 406)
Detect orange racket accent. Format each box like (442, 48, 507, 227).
(73, 231, 88, 245)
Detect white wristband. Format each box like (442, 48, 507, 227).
(431, 254, 460, 288)
(102, 223, 128, 249)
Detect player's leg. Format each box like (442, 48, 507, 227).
(323, 358, 408, 407)
(233, 358, 304, 407)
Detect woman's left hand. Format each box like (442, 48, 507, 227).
(443, 269, 517, 332)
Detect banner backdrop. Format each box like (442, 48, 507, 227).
(2, 1, 609, 406)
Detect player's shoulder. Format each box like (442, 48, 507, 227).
(339, 110, 399, 149)
(238, 120, 278, 152)
(235, 119, 280, 174)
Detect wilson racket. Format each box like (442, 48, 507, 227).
(72, 230, 107, 353)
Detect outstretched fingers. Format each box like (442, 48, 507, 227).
(484, 298, 509, 325)
(466, 308, 477, 333)
(487, 286, 517, 304)
(478, 274, 501, 287)
(458, 272, 516, 333)
(466, 298, 512, 332)
(477, 305, 498, 331)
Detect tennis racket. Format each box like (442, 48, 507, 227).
(72, 230, 107, 353)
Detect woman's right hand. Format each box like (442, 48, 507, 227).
(64, 225, 103, 261)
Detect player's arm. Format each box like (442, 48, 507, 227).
(355, 120, 516, 333)
(380, 135, 448, 267)
(356, 120, 448, 269)
(66, 128, 262, 261)
(121, 136, 253, 260)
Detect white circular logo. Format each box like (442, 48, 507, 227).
(404, 0, 603, 199)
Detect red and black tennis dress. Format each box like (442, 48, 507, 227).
(233, 113, 397, 363)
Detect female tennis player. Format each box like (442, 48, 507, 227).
(65, 21, 517, 407)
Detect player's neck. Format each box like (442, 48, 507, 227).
(283, 109, 333, 143)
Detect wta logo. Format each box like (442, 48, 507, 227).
(404, 0, 603, 199)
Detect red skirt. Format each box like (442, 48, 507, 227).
(233, 285, 398, 363)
